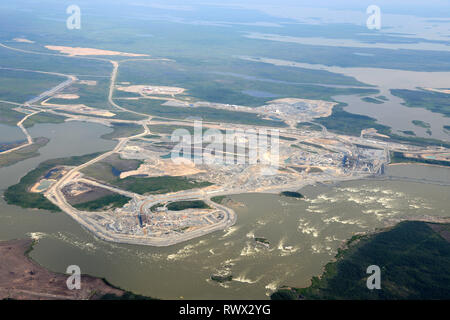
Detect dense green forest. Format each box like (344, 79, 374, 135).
(272, 221, 450, 300)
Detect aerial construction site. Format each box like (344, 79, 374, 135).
(4, 44, 448, 247)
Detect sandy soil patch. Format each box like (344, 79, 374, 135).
(115, 97, 140, 100)
(13, 38, 35, 43)
(45, 45, 149, 57)
(53, 94, 80, 100)
(120, 159, 204, 178)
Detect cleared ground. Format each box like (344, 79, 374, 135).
(0, 239, 126, 300)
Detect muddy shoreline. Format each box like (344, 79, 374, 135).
(0, 238, 126, 300)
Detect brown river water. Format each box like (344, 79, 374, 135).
(0, 121, 449, 299)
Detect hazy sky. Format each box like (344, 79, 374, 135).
(11, 1, 450, 18)
(133, 0, 450, 17)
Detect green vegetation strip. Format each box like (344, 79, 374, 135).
(0, 69, 66, 104)
(255, 237, 270, 245)
(0, 103, 24, 126)
(84, 164, 212, 195)
(390, 151, 450, 167)
(82, 159, 211, 195)
(0, 137, 49, 168)
(376, 96, 388, 101)
(23, 112, 66, 128)
(101, 123, 144, 140)
(412, 120, 431, 129)
(361, 97, 384, 104)
(211, 196, 226, 204)
(119, 100, 287, 128)
(298, 141, 336, 153)
(73, 194, 131, 211)
(166, 200, 210, 211)
(150, 203, 164, 212)
(279, 136, 297, 141)
(210, 275, 233, 283)
(399, 130, 416, 136)
(142, 134, 161, 139)
(115, 176, 212, 195)
(315, 103, 391, 137)
(296, 122, 322, 132)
